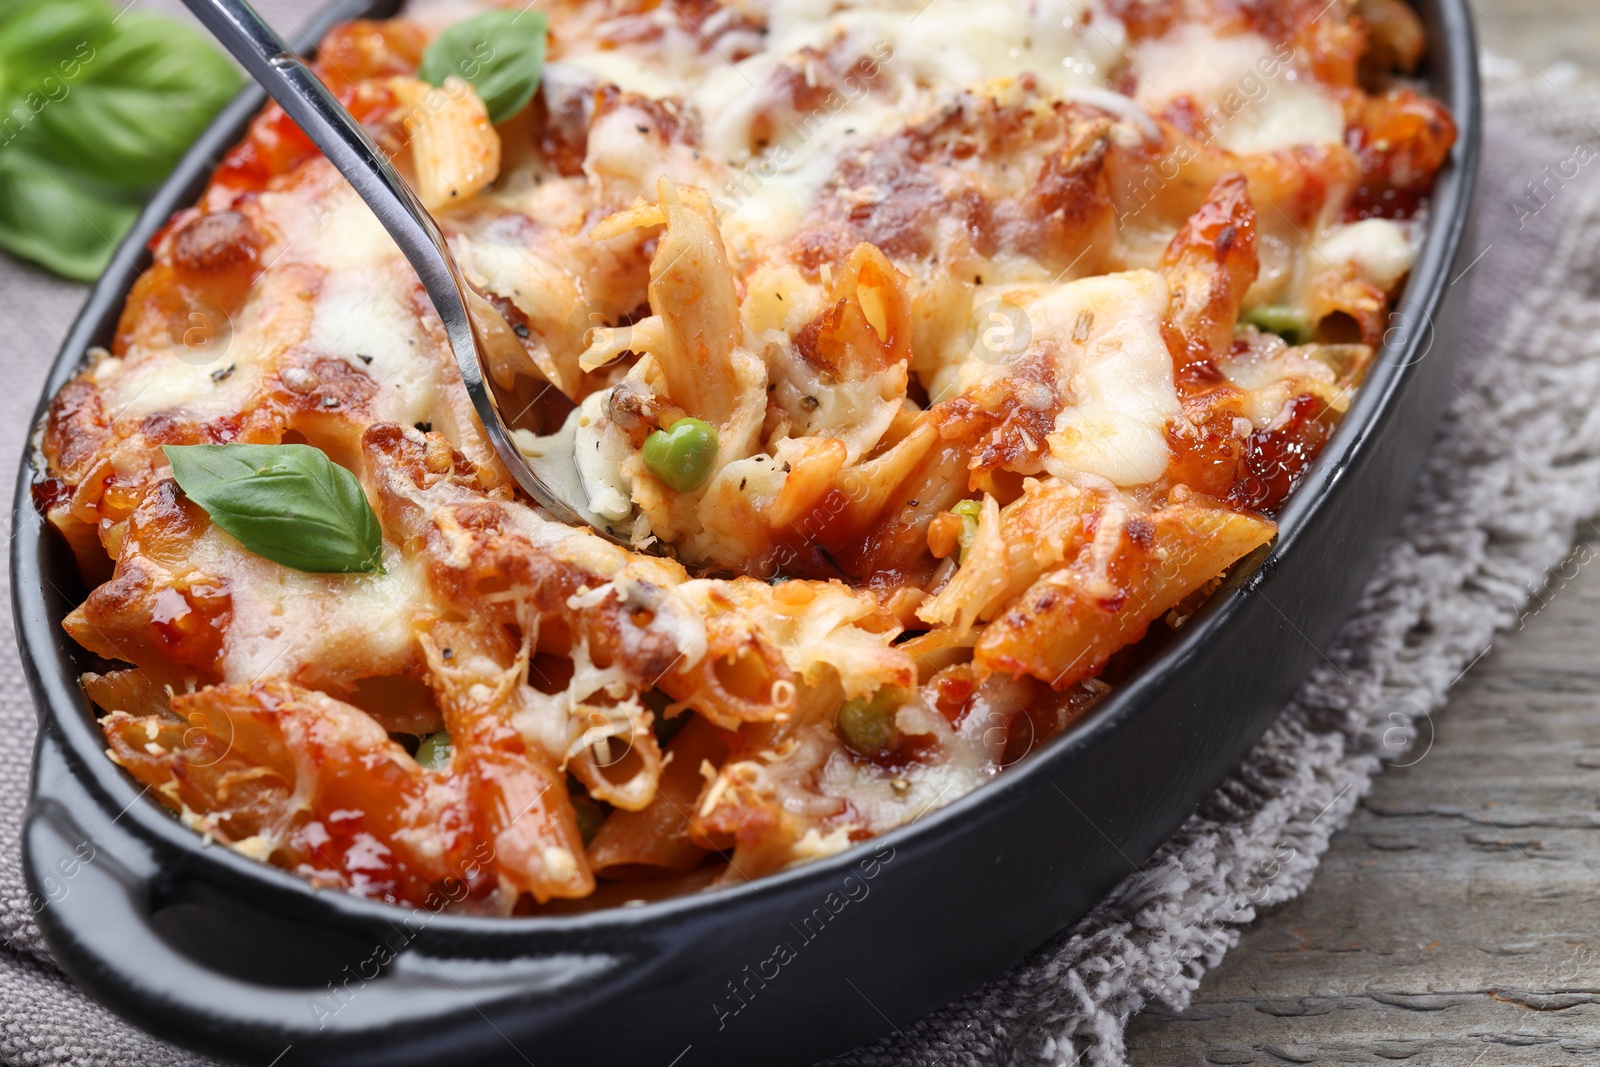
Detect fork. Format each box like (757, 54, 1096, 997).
(181, 0, 622, 542)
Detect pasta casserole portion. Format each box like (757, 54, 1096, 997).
(35, 0, 1455, 911)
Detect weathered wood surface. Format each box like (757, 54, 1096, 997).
(1126, 550, 1600, 1064)
(1125, 14, 1600, 1064)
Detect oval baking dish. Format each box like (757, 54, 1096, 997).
(13, 1, 1480, 1064)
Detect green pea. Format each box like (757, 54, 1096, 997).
(415, 729, 452, 770)
(642, 417, 718, 493)
(837, 688, 903, 756)
(1244, 305, 1313, 346)
(952, 498, 983, 561)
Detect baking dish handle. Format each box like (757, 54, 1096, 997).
(24, 728, 643, 1067)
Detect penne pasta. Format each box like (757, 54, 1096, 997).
(587, 715, 730, 877)
(976, 503, 1277, 688)
(392, 75, 501, 212)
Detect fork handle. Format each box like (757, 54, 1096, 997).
(179, 0, 594, 530)
(182, 0, 457, 316)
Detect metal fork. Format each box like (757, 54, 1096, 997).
(182, 0, 618, 541)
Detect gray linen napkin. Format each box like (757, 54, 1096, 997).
(0, 1, 1594, 1059)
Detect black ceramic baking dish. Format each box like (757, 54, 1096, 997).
(13, 3, 1481, 1064)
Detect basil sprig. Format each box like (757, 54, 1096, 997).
(163, 444, 385, 575)
(0, 0, 241, 281)
(418, 9, 548, 126)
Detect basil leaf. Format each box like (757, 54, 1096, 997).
(0, 1, 240, 279)
(0, 0, 112, 166)
(419, 10, 547, 125)
(0, 151, 137, 280)
(0, 0, 110, 90)
(163, 444, 385, 575)
(29, 13, 242, 189)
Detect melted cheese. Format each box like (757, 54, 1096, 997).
(815, 672, 1033, 834)
(571, 389, 634, 522)
(1036, 271, 1179, 486)
(1134, 26, 1345, 154)
(554, 0, 1138, 252)
(92, 351, 262, 422)
(676, 579, 913, 699)
(1315, 218, 1417, 291)
(951, 271, 1179, 487)
(1218, 79, 1347, 156)
(218, 536, 434, 684)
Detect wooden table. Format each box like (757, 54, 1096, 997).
(1128, 536, 1600, 1064)
(1127, 7, 1600, 1062)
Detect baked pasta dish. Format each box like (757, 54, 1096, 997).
(34, 0, 1455, 912)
